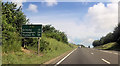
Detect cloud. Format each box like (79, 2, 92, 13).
(87, 2, 118, 33)
(27, 4, 38, 13)
(43, 0, 57, 6)
(9, 0, 27, 8)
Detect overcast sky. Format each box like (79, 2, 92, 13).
(4, 0, 118, 47)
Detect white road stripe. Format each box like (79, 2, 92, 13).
(100, 50, 118, 55)
(54, 48, 77, 66)
(101, 58, 111, 64)
(114, 53, 118, 55)
(91, 53, 94, 55)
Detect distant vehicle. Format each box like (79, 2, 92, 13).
(88, 46, 90, 48)
(78, 46, 82, 48)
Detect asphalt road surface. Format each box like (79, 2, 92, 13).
(55, 48, 118, 65)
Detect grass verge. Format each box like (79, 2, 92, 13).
(2, 37, 77, 64)
(94, 42, 120, 51)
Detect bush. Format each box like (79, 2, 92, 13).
(2, 30, 21, 53)
(40, 38, 49, 52)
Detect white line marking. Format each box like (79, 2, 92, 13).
(54, 48, 77, 66)
(100, 50, 118, 55)
(101, 58, 110, 64)
(91, 53, 94, 55)
(114, 53, 118, 55)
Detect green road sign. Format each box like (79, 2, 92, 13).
(22, 25, 42, 37)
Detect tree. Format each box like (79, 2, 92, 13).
(2, 2, 29, 33)
(2, 2, 29, 52)
(103, 32, 114, 44)
(113, 22, 120, 43)
(92, 22, 120, 47)
(43, 25, 55, 33)
(43, 25, 68, 44)
(93, 40, 100, 47)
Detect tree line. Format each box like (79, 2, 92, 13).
(43, 25, 68, 44)
(92, 22, 120, 47)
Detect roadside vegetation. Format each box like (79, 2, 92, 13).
(92, 22, 120, 50)
(3, 37, 76, 64)
(2, 2, 77, 64)
(94, 42, 120, 51)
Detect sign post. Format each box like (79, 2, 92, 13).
(38, 37, 40, 55)
(22, 25, 42, 54)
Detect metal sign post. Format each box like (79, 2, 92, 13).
(38, 37, 40, 54)
(38, 37, 41, 54)
(22, 25, 42, 55)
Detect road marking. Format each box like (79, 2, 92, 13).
(54, 48, 77, 66)
(91, 53, 94, 55)
(101, 58, 110, 64)
(114, 53, 118, 55)
(100, 50, 118, 55)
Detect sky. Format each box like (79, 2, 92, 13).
(3, 0, 118, 47)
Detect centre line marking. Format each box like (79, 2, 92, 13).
(101, 58, 110, 64)
(54, 48, 77, 66)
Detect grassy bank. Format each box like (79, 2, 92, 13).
(94, 42, 120, 51)
(2, 37, 77, 64)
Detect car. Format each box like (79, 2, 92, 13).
(78, 46, 81, 48)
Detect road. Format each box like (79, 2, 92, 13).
(55, 48, 119, 65)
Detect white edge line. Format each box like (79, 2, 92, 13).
(54, 48, 77, 66)
(101, 58, 111, 64)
